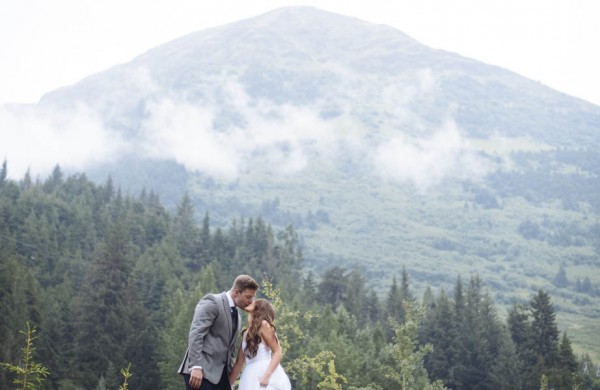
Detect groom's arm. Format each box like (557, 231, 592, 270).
(188, 295, 218, 369)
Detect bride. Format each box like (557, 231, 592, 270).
(229, 299, 291, 389)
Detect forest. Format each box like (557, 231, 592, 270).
(1, 162, 599, 390)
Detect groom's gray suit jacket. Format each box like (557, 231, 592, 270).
(178, 292, 241, 384)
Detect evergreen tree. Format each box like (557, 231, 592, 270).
(386, 268, 413, 325)
(272, 224, 303, 294)
(302, 271, 318, 305)
(0, 159, 7, 189)
(553, 332, 579, 389)
(487, 328, 521, 390)
(20, 169, 33, 191)
(173, 194, 201, 270)
(400, 266, 413, 303)
(507, 303, 534, 388)
(210, 227, 231, 265)
(553, 264, 568, 288)
(365, 290, 382, 324)
(381, 300, 446, 390)
(72, 221, 134, 389)
(43, 165, 63, 193)
(421, 289, 457, 387)
(386, 276, 402, 322)
(477, 291, 512, 389)
(200, 211, 211, 263)
(512, 290, 562, 390)
(530, 290, 559, 367)
(318, 266, 348, 309)
(344, 269, 368, 324)
(0, 256, 43, 387)
(0, 322, 50, 389)
(450, 276, 468, 389)
(455, 275, 488, 389)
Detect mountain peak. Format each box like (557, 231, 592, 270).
(38, 5, 599, 149)
(131, 5, 422, 69)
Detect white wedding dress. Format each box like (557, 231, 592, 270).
(239, 340, 291, 390)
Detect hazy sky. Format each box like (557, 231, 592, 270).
(1, 0, 599, 106)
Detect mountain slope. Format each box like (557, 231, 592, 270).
(35, 6, 600, 356)
(41, 7, 599, 146)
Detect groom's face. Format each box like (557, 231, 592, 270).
(233, 288, 256, 309)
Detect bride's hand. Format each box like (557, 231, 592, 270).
(259, 374, 270, 387)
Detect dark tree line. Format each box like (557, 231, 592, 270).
(0, 165, 301, 389)
(419, 276, 588, 389)
(1, 163, 599, 389)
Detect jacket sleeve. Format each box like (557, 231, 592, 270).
(187, 294, 218, 368)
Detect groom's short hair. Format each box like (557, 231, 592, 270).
(232, 275, 259, 292)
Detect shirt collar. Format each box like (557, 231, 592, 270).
(225, 291, 235, 308)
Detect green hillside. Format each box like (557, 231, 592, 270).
(2, 167, 599, 389)
(39, 5, 600, 362)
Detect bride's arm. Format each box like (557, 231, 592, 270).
(229, 343, 245, 387)
(259, 320, 283, 386)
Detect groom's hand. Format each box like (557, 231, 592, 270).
(189, 367, 203, 389)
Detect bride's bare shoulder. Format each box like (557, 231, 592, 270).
(260, 319, 273, 328)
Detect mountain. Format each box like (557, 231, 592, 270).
(36, 7, 600, 354)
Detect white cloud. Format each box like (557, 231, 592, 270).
(137, 79, 352, 179)
(0, 75, 356, 181)
(1, 76, 501, 188)
(139, 98, 241, 180)
(373, 120, 494, 190)
(0, 103, 126, 179)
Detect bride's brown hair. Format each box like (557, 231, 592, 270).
(245, 299, 277, 358)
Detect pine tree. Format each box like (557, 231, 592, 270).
(553, 264, 568, 288)
(488, 328, 521, 390)
(200, 211, 211, 263)
(173, 194, 201, 269)
(455, 275, 489, 389)
(0, 257, 42, 388)
(72, 221, 133, 389)
(530, 290, 559, 365)
(344, 269, 368, 324)
(386, 276, 401, 322)
(400, 267, 413, 303)
(478, 291, 514, 389)
(318, 267, 348, 309)
(553, 332, 579, 389)
(0, 159, 7, 189)
(381, 300, 447, 390)
(301, 271, 318, 305)
(0, 322, 50, 389)
(20, 169, 33, 191)
(518, 290, 561, 390)
(451, 275, 468, 389)
(421, 289, 457, 387)
(43, 165, 63, 194)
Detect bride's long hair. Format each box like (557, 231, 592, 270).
(244, 299, 277, 358)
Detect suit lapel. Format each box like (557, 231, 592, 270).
(219, 293, 233, 339)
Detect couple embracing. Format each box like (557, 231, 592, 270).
(178, 275, 291, 390)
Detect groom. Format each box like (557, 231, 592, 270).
(178, 275, 259, 390)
